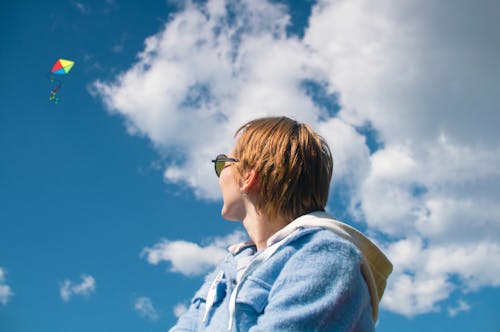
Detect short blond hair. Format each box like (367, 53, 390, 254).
(232, 116, 333, 221)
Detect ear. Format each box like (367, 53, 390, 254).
(240, 169, 259, 194)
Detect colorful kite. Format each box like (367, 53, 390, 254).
(48, 58, 75, 104)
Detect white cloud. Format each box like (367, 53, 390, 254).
(93, 0, 500, 317)
(142, 231, 246, 276)
(0, 267, 14, 306)
(134, 296, 159, 321)
(317, 118, 371, 219)
(306, 0, 500, 146)
(382, 237, 500, 316)
(173, 303, 188, 318)
(60, 274, 96, 302)
(380, 237, 452, 316)
(72, 1, 90, 14)
(447, 300, 471, 317)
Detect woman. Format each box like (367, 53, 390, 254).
(170, 116, 392, 331)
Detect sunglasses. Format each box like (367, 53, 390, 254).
(211, 154, 240, 177)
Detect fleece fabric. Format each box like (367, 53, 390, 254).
(169, 211, 392, 332)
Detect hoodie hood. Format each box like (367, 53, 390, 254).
(265, 211, 393, 322)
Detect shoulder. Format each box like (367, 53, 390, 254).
(254, 228, 363, 282)
(283, 227, 362, 262)
(277, 228, 364, 279)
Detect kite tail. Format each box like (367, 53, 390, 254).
(47, 72, 63, 104)
(49, 83, 62, 104)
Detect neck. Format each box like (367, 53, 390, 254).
(242, 207, 290, 251)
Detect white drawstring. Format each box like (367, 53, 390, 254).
(203, 271, 225, 322)
(227, 231, 300, 331)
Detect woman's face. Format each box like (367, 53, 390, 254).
(219, 157, 245, 221)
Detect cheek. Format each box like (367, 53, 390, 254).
(220, 174, 244, 220)
(221, 176, 238, 202)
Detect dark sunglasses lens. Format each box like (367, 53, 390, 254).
(214, 154, 227, 177)
(215, 160, 226, 177)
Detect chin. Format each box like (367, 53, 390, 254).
(221, 206, 242, 222)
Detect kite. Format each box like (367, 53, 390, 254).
(47, 58, 75, 104)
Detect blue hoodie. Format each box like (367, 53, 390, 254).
(169, 211, 393, 332)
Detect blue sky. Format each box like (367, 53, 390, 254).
(1, 0, 499, 331)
